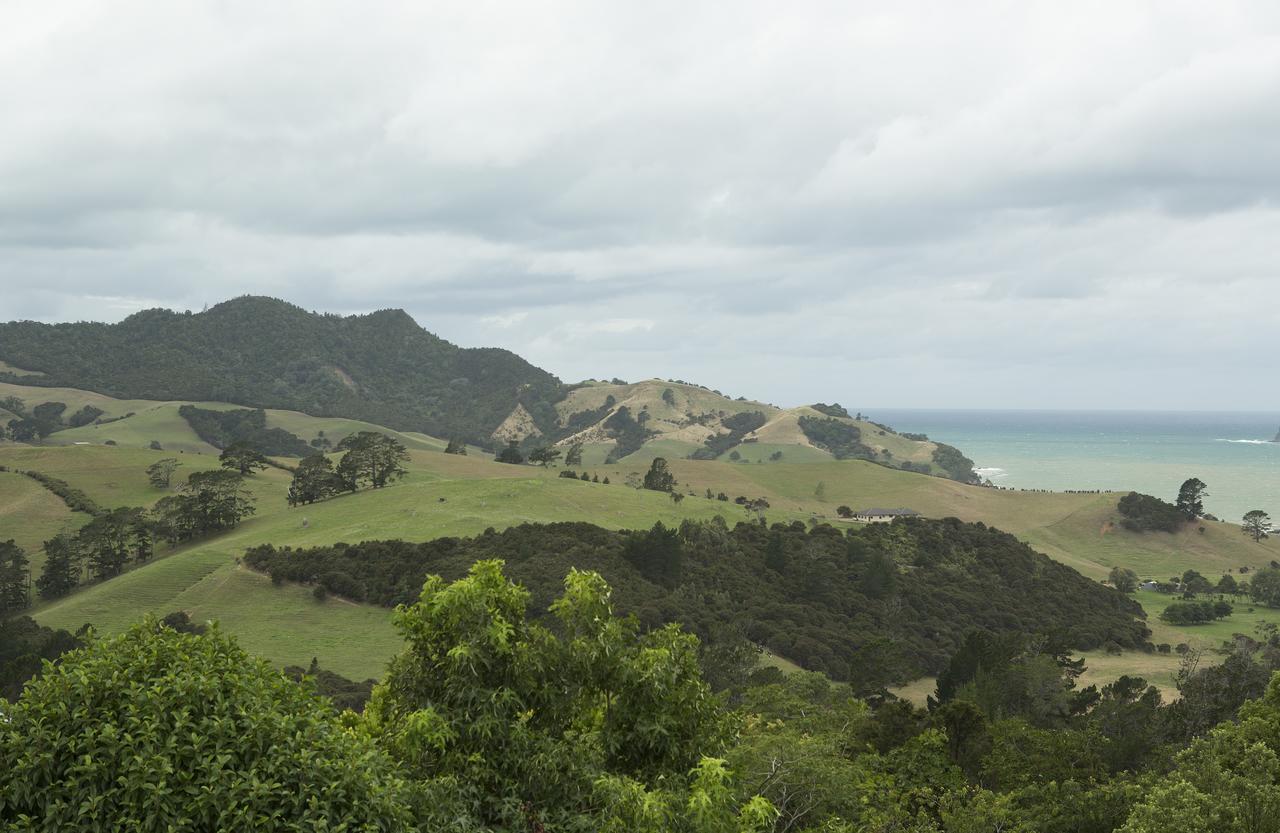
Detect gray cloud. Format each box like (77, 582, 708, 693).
(2, 0, 1279, 409)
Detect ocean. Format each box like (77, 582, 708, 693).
(869, 409, 1280, 524)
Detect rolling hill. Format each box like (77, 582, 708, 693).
(0, 296, 564, 445)
(0, 298, 967, 480)
(4, 386, 1277, 695)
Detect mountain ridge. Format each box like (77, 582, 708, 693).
(0, 296, 564, 445)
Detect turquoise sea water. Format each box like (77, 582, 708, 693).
(870, 410, 1280, 524)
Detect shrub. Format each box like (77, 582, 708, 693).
(0, 620, 415, 829)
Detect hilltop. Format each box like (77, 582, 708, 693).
(551, 379, 972, 480)
(0, 298, 965, 481)
(0, 296, 564, 445)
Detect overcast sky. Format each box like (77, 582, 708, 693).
(2, 1, 1278, 410)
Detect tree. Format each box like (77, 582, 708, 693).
(528, 445, 563, 467)
(764, 532, 787, 574)
(335, 432, 409, 489)
(443, 437, 467, 455)
(30, 401, 67, 437)
(6, 418, 39, 442)
(837, 505, 854, 519)
(287, 454, 340, 506)
(219, 440, 268, 475)
(861, 550, 898, 599)
(495, 439, 524, 465)
(146, 457, 181, 488)
(643, 456, 677, 492)
(1248, 567, 1280, 607)
(1217, 573, 1239, 596)
(1243, 509, 1273, 543)
(1109, 566, 1139, 593)
(80, 508, 151, 580)
(0, 539, 30, 614)
(66, 404, 104, 427)
(154, 470, 256, 541)
(564, 442, 584, 467)
(36, 534, 81, 600)
(1176, 478, 1209, 521)
(0, 619, 417, 829)
(364, 561, 765, 831)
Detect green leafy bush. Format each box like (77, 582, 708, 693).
(0, 619, 416, 830)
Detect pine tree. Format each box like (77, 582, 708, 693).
(36, 534, 81, 600)
(0, 539, 30, 613)
(642, 457, 676, 492)
(1175, 478, 1208, 521)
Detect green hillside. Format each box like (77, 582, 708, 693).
(5, 384, 1277, 693)
(16, 443, 800, 678)
(0, 296, 564, 445)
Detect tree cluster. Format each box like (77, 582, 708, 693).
(1159, 599, 1232, 625)
(244, 516, 1151, 682)
(797, 415, 876, 460)
(286, 432, 410, 506)
(1117, 491, 1187, 532)
(178, 404, 313, 457)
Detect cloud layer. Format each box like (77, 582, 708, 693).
(2, 0, 1278, 409)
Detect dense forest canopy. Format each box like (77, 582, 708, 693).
(0, 296, 565, 445)
(244, 516, 1150, 682)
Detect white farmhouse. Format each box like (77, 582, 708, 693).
(853, 507, 920, 524)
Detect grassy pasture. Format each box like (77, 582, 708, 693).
(21, 443, 805, 677)
(6, 388, 1279, 691)
(0, 470, 89, 575)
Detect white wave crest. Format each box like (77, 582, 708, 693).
(1215, 438, 1275, 445)
(975, 466, 1008, 477)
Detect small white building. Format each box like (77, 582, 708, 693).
(853, 507, 920, 524)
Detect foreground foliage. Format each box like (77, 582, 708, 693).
(0, 619, 417, 831)
(367, 559, 773, 832)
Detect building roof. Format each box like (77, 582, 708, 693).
(856, 508, 920, 516)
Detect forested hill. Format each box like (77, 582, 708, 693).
(245, 516, 1151, 684)
(0, 296, 564, 444)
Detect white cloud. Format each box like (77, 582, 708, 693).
(1, 1, 1279, 408)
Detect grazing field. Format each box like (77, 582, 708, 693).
(20, 443, 812, 676)
(6, 389, 1278, 690)
(0, 469, 89, 573)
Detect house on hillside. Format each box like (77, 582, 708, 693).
(853, 507, 920, 524)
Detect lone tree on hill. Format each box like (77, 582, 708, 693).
(495, 440, 524, 465)
(642, 457, 677, 492)
(1109, 566, 1139, 593)
(288, 454, 341, 506)
(564, 442, 583, 467)
(336, 432, 409, 490)
(444, 438, 467, 455)
(528, 446, 563, 467)
(219, 441, 268, 476)
(1176, 478, 1209, 521)
(146, 458, 181, 489)
(1243, 510, 1273, 543)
